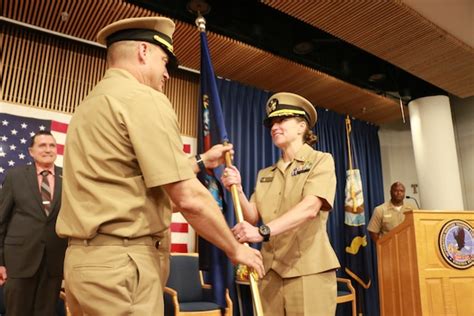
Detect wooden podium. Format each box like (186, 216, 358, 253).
(376, 210, 474, 316)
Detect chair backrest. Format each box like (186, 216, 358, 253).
(337, 279, 351, 295)
(336, 278, 356, 316)
(166, 254, 203, 303)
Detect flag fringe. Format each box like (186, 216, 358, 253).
(345, 267, 371, 289)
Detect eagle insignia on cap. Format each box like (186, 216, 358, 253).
(268, 98, 278, 113)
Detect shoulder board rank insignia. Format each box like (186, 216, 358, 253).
(291, 161, 313, 176)
(260, 177, 274, 183)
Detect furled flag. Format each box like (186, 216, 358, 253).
(196, 28, 231, 308)
(344, 116, 372, 289)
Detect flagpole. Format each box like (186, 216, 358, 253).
(345, 115, 357, 213)
(194, 13, 264, 316)
(224, 151, 264, 316)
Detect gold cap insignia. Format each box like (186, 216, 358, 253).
(268, 98, 278, 113)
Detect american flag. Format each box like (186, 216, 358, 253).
(0, 102, 195, 252)
(0, 103, 69, 184)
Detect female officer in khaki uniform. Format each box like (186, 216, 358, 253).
(222, 92, 340, 315)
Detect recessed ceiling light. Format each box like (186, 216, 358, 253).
(368, 73, 386, 82)
(187, 0, 211, 15)
(293, 41, 314, 55)
(60, 12, 69, 22)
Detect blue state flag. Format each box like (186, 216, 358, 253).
(196, 30, 231, 309)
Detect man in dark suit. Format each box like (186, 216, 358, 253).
(0, 131, 67, 316)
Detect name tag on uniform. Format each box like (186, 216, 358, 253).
(291, 162, 312, 176)
(42, 201, 51, 205)
(260, 177, 274, 183)
(383, 214, 392, 218)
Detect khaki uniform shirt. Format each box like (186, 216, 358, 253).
(250, 144, 340, 278)
(56, 68, 195, 241)
(367, 201, 413, 236)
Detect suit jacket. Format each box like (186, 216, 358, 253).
(0, 164, 67, 278)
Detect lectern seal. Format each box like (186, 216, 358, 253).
(438, 219, 473, 269)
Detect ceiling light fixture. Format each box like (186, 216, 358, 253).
(187, 0, 211, 16)
(60, 11, 69, 22)
(293, 41, 314, 55)
(368, 73, 386, 82)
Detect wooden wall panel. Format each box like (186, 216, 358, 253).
(0, 22, 199, 137)
(1, 23, 106, 113)
(165, 69, 199, 137)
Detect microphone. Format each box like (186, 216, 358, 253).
(406, 196, 420, 209)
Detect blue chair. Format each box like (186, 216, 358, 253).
(164, 253, 232, 316)
(336, 277, 356, 316)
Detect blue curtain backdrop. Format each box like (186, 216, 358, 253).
(215, 78, 384, 315)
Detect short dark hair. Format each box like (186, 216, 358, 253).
(29, 131, 54, 147)
(390, 181, 405, 191)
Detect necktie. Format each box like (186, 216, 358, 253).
(40, 170, 51, 216)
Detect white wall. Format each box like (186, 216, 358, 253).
(378, 95, 474, 210)
(379, 122, 420, 208)
(451, 95, 474, 209)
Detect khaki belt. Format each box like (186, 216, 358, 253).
(68, 234, 161, 248)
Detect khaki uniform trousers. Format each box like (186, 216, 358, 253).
(260, 269, 337, 316)
(64, 235, 162, 316)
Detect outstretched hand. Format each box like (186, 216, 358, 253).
(201, 143, 234, 169)
(229, 244, 264, 278)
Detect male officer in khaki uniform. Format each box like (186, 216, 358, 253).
(56, 16, 263, 315)
(367, 181, 414, 242)
(222, 92, 340, 315)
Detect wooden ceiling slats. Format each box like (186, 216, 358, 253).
(49, 0, 65, 32)
(66, 0, 86, 36)
(2, 0, 416, 124)
(37, 0, 49, 27)
(98, 1, 124, 40)
(264, 0, 474, 98)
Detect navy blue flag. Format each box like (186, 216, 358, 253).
(344, 117, 372, 289)
(197, 31, 231, 308)
(344, 169, 372, 288)
(0, 112, 68, 185)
